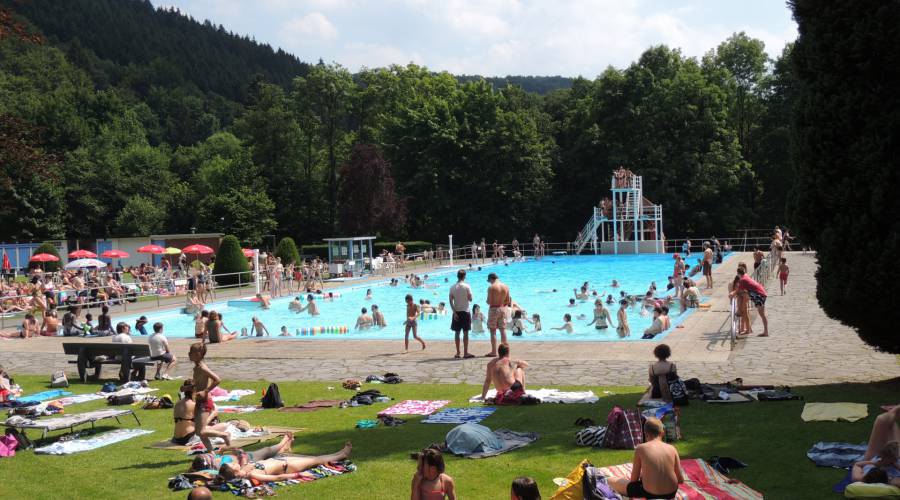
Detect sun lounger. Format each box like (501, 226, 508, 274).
(3, 409, 140, 439)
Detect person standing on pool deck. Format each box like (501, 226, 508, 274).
(730, 267, 769, 337)
(190, 342, 223, 452)
(403, 294, 425, 353)
(702, 242, 714, 289)
(485, 272, 511, 357)
(449, 269, 474, 359)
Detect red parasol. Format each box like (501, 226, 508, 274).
(101, 249, 130, 259)
(182, 244, 214, 255)
(30, 253, 60, 262)
(2, 251, 10, 271)
(69, 249, 97, 259)
(137, 244, 165, 254)
(242, 248, 255, 258)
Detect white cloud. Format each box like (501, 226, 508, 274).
(281, 12, 339, 42)
(341, 42, 424, 70)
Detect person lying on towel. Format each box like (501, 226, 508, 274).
(609, 417, 684, 499)
(481, 343, 528, 405)
(217, 442, 353, 483)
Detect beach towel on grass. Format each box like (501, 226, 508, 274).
(211, 390, 255, 402)
(595, 458, 763, 499)
(422, 407, 497, 424)
(214, 460, 356, 497)
(216, 405, 262, 414)
(807, 442, 868, 468)
(279, 400, 344, 413)
(470, 389, 599, 404)
(801, 403, 868, 422)
(35, 428, 153, 455)
(18, 390, 72, 403)
(378, 400, 449, 416)
(55, 393, 105, 406)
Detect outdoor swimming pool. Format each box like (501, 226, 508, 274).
(119, 253, 726, 342)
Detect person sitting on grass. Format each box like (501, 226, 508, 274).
(172, 380, 231, 447)
(481, 343, 528, 404)
(852, 441, 900, 485)
(411, 447, 456, 500)
(217, 442, 353, 483)
(511, 476, 541, 500)
(864, 406, 900, 461)
(609, 417, 683, 499)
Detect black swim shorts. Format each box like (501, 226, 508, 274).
(626, 481, 677, 499)
(450, 311, 471, 332)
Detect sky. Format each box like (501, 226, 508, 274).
(156, 0, 797, 77)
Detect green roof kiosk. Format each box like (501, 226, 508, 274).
(323, 236, 376, 277)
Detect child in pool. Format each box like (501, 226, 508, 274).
(471, 304, 485, 334)
(552, 313, 574, 333)
(511, 310, 527, 337)
(364, 289, 373, 300)
(617, 299, 631, 337)
(526, 313, 542, 332)
(279, 326, 291, 337)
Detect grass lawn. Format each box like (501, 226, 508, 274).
(3, 375, 898, 500)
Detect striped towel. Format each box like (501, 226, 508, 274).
(596, 458, 763, 499)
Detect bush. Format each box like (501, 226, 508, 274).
(32, 242, 61, 272)
(214, 235, 250, 286)
(274, 237, 300, 266)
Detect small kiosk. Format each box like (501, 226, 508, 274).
(323, 236, 376, 276)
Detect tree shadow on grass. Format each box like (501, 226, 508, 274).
(114, 459, 185, 470)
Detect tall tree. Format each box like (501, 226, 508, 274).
(338, 144, 406, 236)
(789, 0, 900, 353)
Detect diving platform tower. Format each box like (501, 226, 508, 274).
(572, 170, 664, 254)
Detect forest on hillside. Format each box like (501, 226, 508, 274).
(0, 0, 794, 247)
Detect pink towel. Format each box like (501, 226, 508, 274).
(0, 434, 18, 457)
(378, 400, 450, 416)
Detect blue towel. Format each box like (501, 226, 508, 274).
(422, 407, 496, 424)
(807, 441, 867, 469)
(17, 389, 72, 403)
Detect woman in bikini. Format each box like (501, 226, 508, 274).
(217, 442, 353, 482)
(191, 432, 295, 471)
(587, 299, 614, 331)
(172, 380, 232, 446)
(411, 448, 456, 500)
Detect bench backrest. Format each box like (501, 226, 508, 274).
(62, 342, 151, 357)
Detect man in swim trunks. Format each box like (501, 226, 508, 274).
(702, 242, 714, 289)
(730, 267, 769, 337)
(610, 417, 683, 499)
(481, 343, 528, 404)
(485, 272, 511, 357)
(449, 269, 474, 359)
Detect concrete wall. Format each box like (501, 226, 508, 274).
(599, 240, 664, 254)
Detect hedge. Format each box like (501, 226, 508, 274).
(32, 242, 61, 272)
(275, 237, 301, 266)
(214, 235, 251, 286)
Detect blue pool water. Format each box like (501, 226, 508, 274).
(119, 254, 722, 342)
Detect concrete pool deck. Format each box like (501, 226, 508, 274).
(1, 252, 896, 386)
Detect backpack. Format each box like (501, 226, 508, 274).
(582, 463, 620, 500)
(260, 383, 284, 408)
(575, 426, 607, 447)
(666, 372, 689, 406)
(49, 371, 68, 388)
(107, 394, 135, 405)
(601, 406, 644, 449)
(382, 373, 403, 384)
(101, 382, 118, 393)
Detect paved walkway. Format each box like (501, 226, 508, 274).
(2, 252, 896, 386)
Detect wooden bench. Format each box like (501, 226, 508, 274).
(62, 342, 154, 383)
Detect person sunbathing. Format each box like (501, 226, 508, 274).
(191, 432, 295, 472)
(609, 417, 683, 499)
(853, 441, 900, 485)
(480, 343, 528, 404)
(217, 442, 353, 482)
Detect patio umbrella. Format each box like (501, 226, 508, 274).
(30, 253, 59, 271)
(2, 251, 9, 271)
(101, 249, 130, 270)
(65, 258, 107, 269)
(242, 248, 255, 258)
(137, 244, 165, 266)
(182, 244, 214, 266)
(68, 249, 97, 259)
(163, 246, 182, 267)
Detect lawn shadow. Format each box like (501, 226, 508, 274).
(114, 459, 185, 470)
